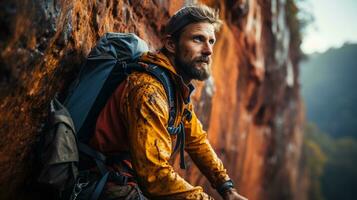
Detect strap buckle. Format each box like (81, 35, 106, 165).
(70, 177, 89, 200)
(111, 171, 129, 185)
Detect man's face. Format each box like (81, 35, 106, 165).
(174, 22, 216, 81)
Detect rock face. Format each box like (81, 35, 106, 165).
(0, 0, 305, 199)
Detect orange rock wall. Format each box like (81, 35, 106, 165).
(0, 0, 305, 199)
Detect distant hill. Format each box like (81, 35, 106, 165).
(300, 43, 357, 138)
(303, 122, 357, 200)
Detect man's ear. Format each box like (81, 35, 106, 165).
(164, 35, 176, 54)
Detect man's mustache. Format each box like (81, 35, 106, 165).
(195, 56, 210, 63)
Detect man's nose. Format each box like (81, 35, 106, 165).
(202, 42, 213, 56)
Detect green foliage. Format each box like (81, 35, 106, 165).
(286, 0, 303, 57)
(303, 122, 357, 200)
(285, 0, 315, 59)
(303, 123, 327, 200)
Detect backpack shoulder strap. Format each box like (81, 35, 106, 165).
(137, 64, 177, 129)
(137, 64, 186, 169)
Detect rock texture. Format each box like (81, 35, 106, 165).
(0, 0, 305, 199)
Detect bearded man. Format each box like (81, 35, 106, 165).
(90, 4, 248, 200)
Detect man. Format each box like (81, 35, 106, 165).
(90, 4, 248, 200)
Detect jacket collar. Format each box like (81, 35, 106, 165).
(140, 51, 195, 104)
(140, 51, 178, 76)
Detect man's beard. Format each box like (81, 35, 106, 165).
(175, 54, 211, 81)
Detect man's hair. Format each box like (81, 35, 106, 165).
(164, 4, 222, 41)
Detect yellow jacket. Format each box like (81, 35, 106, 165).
(117, 52, 230, 199)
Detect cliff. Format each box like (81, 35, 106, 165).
(0, 0, 305, 199)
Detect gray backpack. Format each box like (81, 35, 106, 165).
(37, 97, 78, 194)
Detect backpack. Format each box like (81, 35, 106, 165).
(37, 33, 187, 200)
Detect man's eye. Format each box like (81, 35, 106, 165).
(193, 36, 203, 42)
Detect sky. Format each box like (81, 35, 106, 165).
(300, 0, 357, 54)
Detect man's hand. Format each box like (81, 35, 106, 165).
(222, 188, 248, 200)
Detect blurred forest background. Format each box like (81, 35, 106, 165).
(301, 44, 357, 200)
(299, 0, 357, 199)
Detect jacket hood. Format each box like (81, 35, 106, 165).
(140, 51, 179, 76)
(140, 51, 195, 104)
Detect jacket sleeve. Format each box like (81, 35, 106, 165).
(120, 73, 213, 200)
(184, 104, 231, 189)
